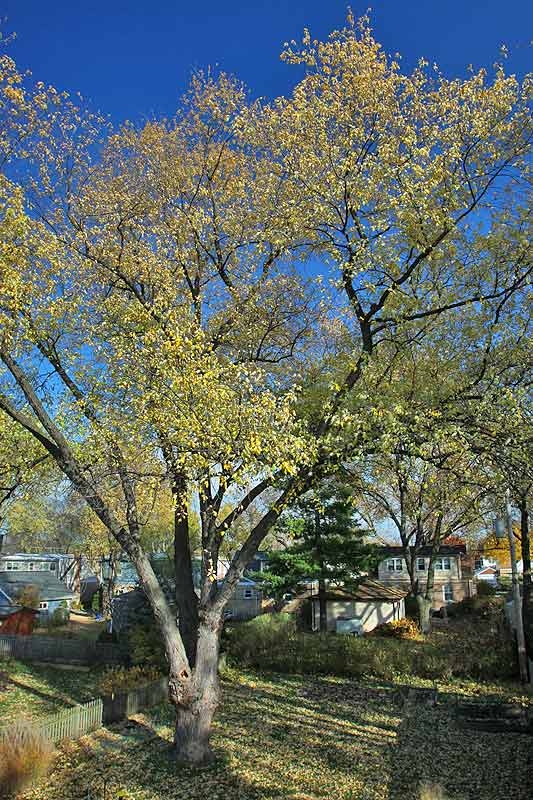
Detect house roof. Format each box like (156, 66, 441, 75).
(475, 566, 498, 575)
(310, 579, 408, 603)
(0, 571, 76, 603)
(377, 544, 467, 557)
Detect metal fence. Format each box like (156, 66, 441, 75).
(0, 634, 120, 665)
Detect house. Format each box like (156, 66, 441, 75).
(376, 544, 476, 610)
(0, 568, 76, 623)
(474, 555, 499, 586)
(245, 551, 270, 577)
(111, 569, 262, 637)
(309, 579, 407, 634)
(223, 578, 262, 620)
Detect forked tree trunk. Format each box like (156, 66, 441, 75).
(169, 616, 221, 763)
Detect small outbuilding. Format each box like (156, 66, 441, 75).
(310, 579, 408, 634)
(0, 606, 39, 635)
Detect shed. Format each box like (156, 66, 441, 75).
(0, 607, 39, 635)
(310, 579, 408, 634)
(0, 571, 76, 623)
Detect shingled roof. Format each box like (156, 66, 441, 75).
(377, 544, 467, 557)
(0, 571, 75, 603)
(310, 579, 408, 603)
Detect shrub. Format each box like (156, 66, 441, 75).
(476, 581, 497, 597)
(225, 613, 296, 663)
(128, 622, 166, 669)
(372, 618, 421, 640)
(48, 607, 68, 628)
(226, 608, 516, 683)
(98, 665, 162, 695)
(0, 721, 53, 798)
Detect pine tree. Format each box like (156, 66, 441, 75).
(258, 485, 378, 631)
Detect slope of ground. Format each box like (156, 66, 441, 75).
(17, 671, 532, 800)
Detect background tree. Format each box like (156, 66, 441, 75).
(257, 484, 377, 628)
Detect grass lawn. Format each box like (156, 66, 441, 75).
(0, 659, 104, 724)
(17, 670, 533, 800)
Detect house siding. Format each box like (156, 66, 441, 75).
(376, 551, 475, 610)
(312, 598, 405, 633)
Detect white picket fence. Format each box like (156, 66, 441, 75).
(0, 678, 168, 747)
(37, 698, 103, 744)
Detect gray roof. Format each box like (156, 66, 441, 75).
(0, 571, 76, 603)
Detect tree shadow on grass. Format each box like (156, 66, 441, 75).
(386, 701, 533, 800)
(38, 678, 403, 800)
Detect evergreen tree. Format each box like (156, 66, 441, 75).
(257, 485, 378, 631)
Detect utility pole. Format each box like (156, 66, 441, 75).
(504, 489, 529, 683)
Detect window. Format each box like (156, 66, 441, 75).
(417, 558, 426, 571)
(243, 589, 253, 600)
(6, 561, 19, 571)
(38, 602, 48, 610)
(49, 562, 56, 571)
(435, 557, 451, 571)
(28, 562, 35, 571)
(387, 558, 403, 572)
(443, 584, 453, 603)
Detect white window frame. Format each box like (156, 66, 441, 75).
(243, 588, 253, 600)
(39, 601, 49, 610)
(416, 557, 426, 571)
(443, 584, 453, 603)
(435, 557, 451, 571)
(386, 558, 403, 572)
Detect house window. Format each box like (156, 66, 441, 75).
(39, 602, 48, 610)
(6, 562, 19, 571)
(28, 563, 35, 571)
(417, 558, 426, 571)
(435, 557, 451, 570)
(443, 585, 453, 603)
(243, 589, 253, 600)
(49, 562, 56, 571)
(387, 558, 403, 572)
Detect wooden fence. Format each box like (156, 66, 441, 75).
(0, 634, 120, 665)
(38, 698, 104, 744)
(0, 678, 169, 746)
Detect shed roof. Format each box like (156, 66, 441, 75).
(0, 571, 76, 603)
(310, 579, 408, 603)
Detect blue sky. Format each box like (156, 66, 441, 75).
(4, 1, 533, 123)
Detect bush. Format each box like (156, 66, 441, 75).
(224, 613, 296, 663)
(128, 622, 166, 669)
(98, 665, 162, 695)
(226, 609, 516, 683)
(476, 581, 497, 597)
(0, 721, 53, 798)
(372, 618, 421, 640)
(48, 607, 68, 628)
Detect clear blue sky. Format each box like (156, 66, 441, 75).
(4, 1, 533, 123)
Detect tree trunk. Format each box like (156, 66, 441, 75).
(416, 594, 432, 634)
(170, 616, 221, 764)
(519, 495, 532, 664)
(174, 504, 199, 665)
(318, 577, 328, 633)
